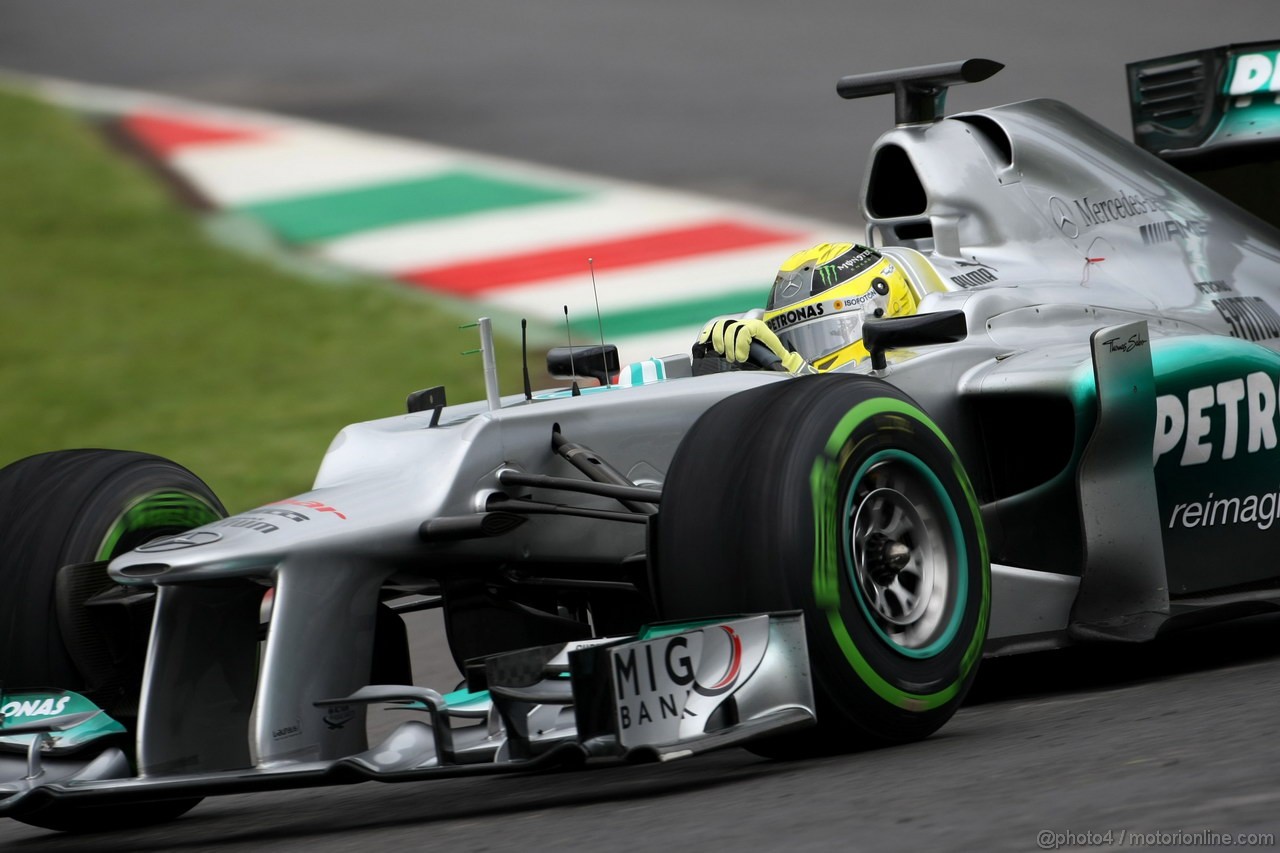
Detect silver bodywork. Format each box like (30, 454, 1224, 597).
(6, 75, 1280, 814)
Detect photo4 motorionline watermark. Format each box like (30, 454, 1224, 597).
(1038, 829, 1275, 849)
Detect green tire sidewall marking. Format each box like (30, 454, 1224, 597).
(95, 490, 223, 562)
(841, 448, 967, 659)
(810, 396, 990, 712)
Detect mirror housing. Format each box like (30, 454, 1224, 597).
(547, 345, 620, 386)
(863, 310, 967, 370)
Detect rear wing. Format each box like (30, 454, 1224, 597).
(1128, 41, 1280, 230)
(1128, 40, 1280, 168)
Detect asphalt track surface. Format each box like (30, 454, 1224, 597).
(4, 2, 1280, 849)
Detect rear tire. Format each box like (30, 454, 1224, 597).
(0, 449, 224, 831)
(654, 375, 989, 754)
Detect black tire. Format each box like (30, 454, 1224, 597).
(0, 449, 225, 831)
(654, 375, 989, 754)
(16, 797, 203, 833)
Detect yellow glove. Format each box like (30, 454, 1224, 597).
(697, 318, 816, 375)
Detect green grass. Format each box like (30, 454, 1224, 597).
(0, 89, 524, 512)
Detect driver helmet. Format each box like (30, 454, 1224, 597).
(764, 242, 918, 371)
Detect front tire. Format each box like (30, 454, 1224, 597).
(0, 449, 224, 831)
(654, 375, 989, 752)
(15, 797, 203, 834)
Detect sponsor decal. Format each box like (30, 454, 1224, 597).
(272, 721, 301, 740)
(1195, 280, 1232, 295)
(1227, 51, 1280, 96)
(1154, 371, 1279, 466)
(1072, 189, 1163, 229)
(611, 625, 744, 733)
(1212, 297, 1280, 342)
(1, 697, 72, 719)
(814, 246, 880, 292)
(767, 302, 825, 332)
(273, 499, 348, 520)
(833, 291, 881, 312)
(255, 508, 310, 523)
(950, 268, 998, 288)
(1153, 345, 1280, 594)
(216, 517, 279, 534)
(1168, 487, 1280, 531)
(950, 260, 998, 289)
(322, 704, 356, 730)
(1048, 196, 1079, 238)
(136, 530, 222, 552)
(833, 246, 879, 274)
(1100, 331, 1149, 353)
(1049, 188, 1162, 234)
(1140, 218, 1207, 245)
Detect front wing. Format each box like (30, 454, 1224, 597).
(0, 612, 813, 818)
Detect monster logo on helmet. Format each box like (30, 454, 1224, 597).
(765, 242, 920, 371)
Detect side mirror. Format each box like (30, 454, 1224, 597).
(863, 310, 967, 370)
(547, 345, 620, 386)
(407, 385, 447, 426)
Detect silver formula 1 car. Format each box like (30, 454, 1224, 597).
(5, 42, 1280, 833)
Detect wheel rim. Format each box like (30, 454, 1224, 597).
(95, 490, 223, 561)
(842, 449, 967, 658)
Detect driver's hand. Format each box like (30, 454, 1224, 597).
(697, 318, 815, 375)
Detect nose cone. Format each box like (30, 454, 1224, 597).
(107, 512, 290, 582)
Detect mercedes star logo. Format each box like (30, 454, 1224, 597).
(1048, 196, 1079, 239)
(136, 530, 222, 552)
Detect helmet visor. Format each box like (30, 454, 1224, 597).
(776, 313, 869, 363)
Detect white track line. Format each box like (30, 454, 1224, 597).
(170, 129, 461, 206)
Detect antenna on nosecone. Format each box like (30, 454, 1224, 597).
(521, 318, 532, 401)
(563, 305, 581, 397)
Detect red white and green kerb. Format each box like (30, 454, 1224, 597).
(115, 103, 845, 364)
